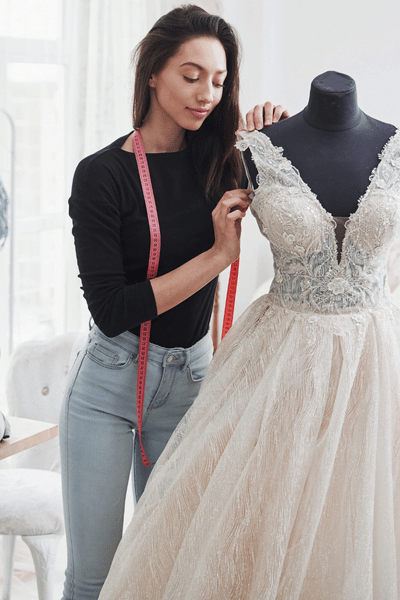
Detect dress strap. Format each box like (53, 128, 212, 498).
(369, 129, 400, 193)
(236, 130, 300, 191)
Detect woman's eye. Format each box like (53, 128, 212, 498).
(184, 76, 198, 83)
(214, 83, 225, 89)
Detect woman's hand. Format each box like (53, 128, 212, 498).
(211, 189, 252, 266)
(150, 189, 251, 316)
(243, 102, 290, 132)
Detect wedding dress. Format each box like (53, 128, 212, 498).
(99, 129, 400, 600)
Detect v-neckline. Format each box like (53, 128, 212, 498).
(250, 128, 400, 267)
(261, 128, 400, 220)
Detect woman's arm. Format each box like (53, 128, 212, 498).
(151, 189, 251, 315)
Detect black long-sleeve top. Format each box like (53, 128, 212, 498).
(69, 133, 218, 348)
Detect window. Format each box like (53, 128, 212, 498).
(0, 0, 151, 409)
(0, 0, 66, 407)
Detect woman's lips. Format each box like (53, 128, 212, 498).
(187, 108, 209, 118)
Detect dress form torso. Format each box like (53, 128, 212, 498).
(243, 71, 396, 218)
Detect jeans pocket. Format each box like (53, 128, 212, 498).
(86, 335, 135, 370)
(187, 347, 213, 383)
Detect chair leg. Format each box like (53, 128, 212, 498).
(2, 535, 16, 600)
(22, 533, 63, 600)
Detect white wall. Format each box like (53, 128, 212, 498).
(221, 0, 400, 322)
(274, 0, 400, 123)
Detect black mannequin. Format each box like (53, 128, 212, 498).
(243, 71, 396, 217)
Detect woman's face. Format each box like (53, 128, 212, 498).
(148, 36, 227, 133)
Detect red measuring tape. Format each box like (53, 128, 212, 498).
(133, 129, 239, 465)
(132, 130, 160, 467)
(221, 258, 239, 339)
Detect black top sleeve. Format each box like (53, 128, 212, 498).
(69, 159, 158, 338)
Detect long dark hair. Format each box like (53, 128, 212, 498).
(132, 5, 242, 202)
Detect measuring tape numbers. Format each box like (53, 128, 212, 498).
(221, 258, 239, 339)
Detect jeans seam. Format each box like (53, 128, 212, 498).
(133, 434, 140, 502)
(62, 352, 85, 599)
(63, 388, 75, 598)
(144, 362, 165, 415)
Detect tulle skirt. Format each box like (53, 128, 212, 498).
(99, 295, 400, 600)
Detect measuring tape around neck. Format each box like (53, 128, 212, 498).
(133, 129, 239, 465)
(132, 130, 160, 466)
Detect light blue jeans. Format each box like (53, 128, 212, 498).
(59, 325, 213, 600)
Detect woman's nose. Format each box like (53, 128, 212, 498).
(197, 80, 213, 104)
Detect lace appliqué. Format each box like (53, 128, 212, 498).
(236, 130, 400, 315)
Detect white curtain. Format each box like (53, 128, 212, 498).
(66, 0, 147, 161)
(65, 0, 148, 332)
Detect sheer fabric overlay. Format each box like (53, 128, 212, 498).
(99, 129, 400, 600)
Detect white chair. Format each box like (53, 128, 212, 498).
(0, 331, 87, 600)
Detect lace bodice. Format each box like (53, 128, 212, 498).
(237, 130, 400, 314)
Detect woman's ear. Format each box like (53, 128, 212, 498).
(149, 74, 156, 89)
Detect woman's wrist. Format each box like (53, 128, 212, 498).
(205, 245, 234, 275)
(150, 246, 232, 316)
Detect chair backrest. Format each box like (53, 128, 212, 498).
(6, 331, 87, 471)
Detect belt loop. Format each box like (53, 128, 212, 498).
(163, 352, 170, 368)
(182, 348, 190, 370)
(88, 325, 95, 342)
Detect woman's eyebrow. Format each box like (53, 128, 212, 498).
(179, 61, 227, 74)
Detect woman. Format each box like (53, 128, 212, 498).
(60, 5, 286, 599)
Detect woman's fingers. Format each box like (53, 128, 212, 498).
(211, 190, 251, 263)
(227, 207, 248, 220)
(215, 189, 252, 213)
(242, 102, 290, 131)
(270, 104, 290, 123)
(245, 104, 264, 132)
(261, 101, 274, 126)
(213, 192, 250, 244)
(263, 102, 290, 125)
(213, 198, 251, 224)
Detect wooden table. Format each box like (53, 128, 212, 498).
(0, 416, 58, 460)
